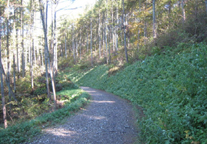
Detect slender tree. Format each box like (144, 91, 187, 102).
(21, 0, 25, 77)
(0, 11, 7, 129)
(152, 0, 157, 39)
(90, 18, 93, 67)
(39, 0, 57, 109)
(122, 0, 128, 62)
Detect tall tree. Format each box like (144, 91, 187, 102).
(90, 18, 93, 67)
(0, 10, 7, 129)
(122, 0, 128, 62)
(39, 0, 57, 109)
(21, 0, 25, 77)
(30, 0, 34, 90)
(205, 0, 207, 13)
(152, 0, 157, 39)
(53, 0, 58, 71)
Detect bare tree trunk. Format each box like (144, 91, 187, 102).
(39, 0, 56, 108)
(13, 13, 16, 93)
(108, 29, 111, 64)
(1, 72, 7, 129)
(72, 25, 76, 63)
(86, 27, 88, 53)
(6, 18, 12, 113)
(65, 33, 67, 58)
(21, 0, 25, 77)
(30, 0, 34, 90)
(144, 2, 147, 45)
(205, 0, 207, 14)
(115, 0, 119, 52)
(168, 0, 171, 28)
(90, 18, 93, 67)
(122, 0, 128, 62)
(76, 34, 79, 58)
(105, 18, 108, 64)
(98, 9, 101, 58)
(45, 0, 51, 100)
(153, 0, 157, 39)
(16, 25, 19, 79)
(53, 0, 58, 71)
(0, 13, 7, 128)
(182, 0, 186, 24)
(79, 29, 82, 60)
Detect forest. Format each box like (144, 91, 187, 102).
(0, 0, 207, 143)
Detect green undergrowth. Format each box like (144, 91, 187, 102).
(67, 42, 207, 143)
(0, 88, 90, 144)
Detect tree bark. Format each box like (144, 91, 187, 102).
(72, 24, 76, 63)
(98, 9, 101, 58)
(182, 0, 186, 24)
(0, 14, 7, 129)
(16, 24, 19, 79)
(153, 0, 157, 39)
(30, 1, 34, 90)
(21, 0, 25, 77)
(6, 18, 12, 112)
(90, 18, 93, 67)
(39, 0, 57, 108)
(65, 33, 67, 58)
(53, 0, 58, 71)
(205, 0, 207, 14)
(122, 0, 128, 62)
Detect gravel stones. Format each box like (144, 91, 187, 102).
(27, 87, 138, 144)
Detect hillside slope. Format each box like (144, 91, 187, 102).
(67, 43, 207, 143)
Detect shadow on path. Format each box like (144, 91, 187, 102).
(28, 87, 138, 144)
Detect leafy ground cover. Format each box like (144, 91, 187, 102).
(67, 42, 207, 143)
(0, 75, 90, 144)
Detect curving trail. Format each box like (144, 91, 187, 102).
(28, 87, 138, 144)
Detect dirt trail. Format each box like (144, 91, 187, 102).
(28, 87, 138, 144)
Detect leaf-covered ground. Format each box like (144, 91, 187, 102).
(67, 43, 207, 143)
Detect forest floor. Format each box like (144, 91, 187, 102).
(26, 87, 139, 144)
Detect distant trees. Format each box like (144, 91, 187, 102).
(0, 0, 206, 129)
(57, 0, 206, 65)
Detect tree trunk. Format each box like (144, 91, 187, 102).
(65, 33, 67, 58)
(79, 29, 82, 60)
(205, 0, 207, 14)
(90, 18, 93, 67)
(72, 25, 76, 63)
(39, 0, 57, 109)
(6, 18, 12, 112)
(105, 18, 108, 64)
(168, 0, 171, 28)
(144, 2, 147, 45)
(115, 0, 119, 52)
(108, 29, 111, 64)
(1, 72, 7, 129)
(16, 27, 19, 79)
(53, 0, 58, 71)
(122, 0, 128, 62)
(30, 0, 34, 90)
(45, 0, 51, 100)
(153, 0, 157, 39)
(1, 15, 7, 129)
(21, 0, 25, 77)
(182, 0, 186, 24)
(98, 9, 101, 58)
(13, 13, 16, 93)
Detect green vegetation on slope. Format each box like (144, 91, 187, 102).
(0, 74, 90, 144)
(67, 43, 207, 143)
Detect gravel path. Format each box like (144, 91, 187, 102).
(28, 87, 138, 144)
